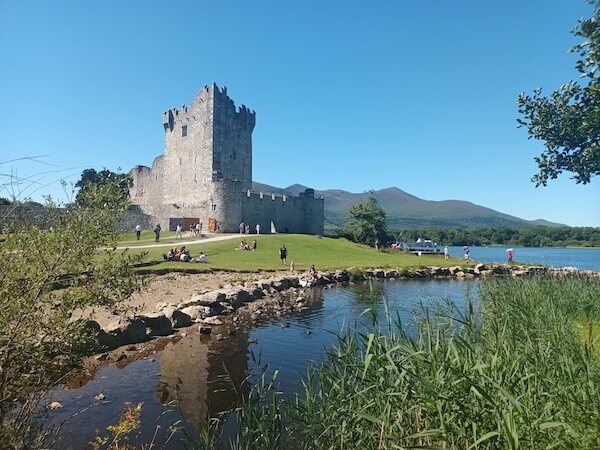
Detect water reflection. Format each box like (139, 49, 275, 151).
(46, 279, 477, 448)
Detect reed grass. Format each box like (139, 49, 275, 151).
(195, 274, 600, 449)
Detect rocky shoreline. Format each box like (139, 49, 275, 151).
(88, 264, 598, 352)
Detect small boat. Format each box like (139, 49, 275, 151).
(394, 238, 442, 255)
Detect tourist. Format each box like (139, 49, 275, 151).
(154, 224, 161, 242)
(463, 246, 470, 261)
(135, 224, 141, 241)
(165, 247, 177, 261)
(197, 222, 202, 236)
(239, 222, 245, 234)
(507, 249, 514, 262)
(280, 244, 288, 264)
(309, 264, 317, 279)
(197, 252, 207, 263)
(444, 245, 449, 260)
(179, 246, 190, 262)
(245, 224, 250, 234)
(190, 223, 195, 235)
(256, 223, 260, 234)
(252, 239, 257, 251)
(176, 224, 182, 239)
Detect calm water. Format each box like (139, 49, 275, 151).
(449, 245, 600, 271)
(45, 247, 599, 448)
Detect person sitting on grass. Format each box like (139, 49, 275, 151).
(179, 246, 190, 262)
(164, 247, 177, 261)
(309, 264, 318, 279)
(196, 252, 207, 263)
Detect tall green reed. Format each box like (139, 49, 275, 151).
(193, 274, 600, 449)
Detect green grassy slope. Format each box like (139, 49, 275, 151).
(129, 234, 462, 273)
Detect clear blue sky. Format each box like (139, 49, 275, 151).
(1, 0, 599, 226)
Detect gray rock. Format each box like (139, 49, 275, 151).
(273, 278, 292, 291)
(180, 305, 207, 321)
(171, 310, 192, 328)
(199, 325, 212, 335)
(139, 313, 173, 336)
(120, 319, 148, 344)
(203, 317, 223, 326)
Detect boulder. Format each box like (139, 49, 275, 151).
(119, 319, 149, 344)
(199, 325, 212, 335)
(273, 277, 292, 291)
(449, 266, 461, 276)
(203, 317, 223, 326)
(180, 305, 208, 321)
(97, 328, 122, 351)
(170, 310, 192, 328)
(99, 318, 148, 350)
(139, 313, 173, 336)
(384, 270, 399, 278)
(334, 270, 350, 282)
(183, 292, 226, 308)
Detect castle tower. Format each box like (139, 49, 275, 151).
(160, 83, 255, 203)
(129, 83, 323, 234)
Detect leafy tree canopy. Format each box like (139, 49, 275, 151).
(517, 0, 600, 185)
(0, 167, 143, 447)
(75, 168, 132, 209)
(344, 194, 387, 246)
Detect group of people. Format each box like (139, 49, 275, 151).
(239, 222, 260, 235)
(163, 246, 207, 263)
(190, 222, 203, 236)
(165, 246, 191, 262)
(239, 239, 257, 251)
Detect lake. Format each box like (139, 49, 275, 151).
(45, 246, 599, 448)
(448, 245, 600, 271)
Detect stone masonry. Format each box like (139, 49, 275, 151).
(129, 83, 324, 234)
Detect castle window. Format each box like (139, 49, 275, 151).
(182, 125, 188, 137)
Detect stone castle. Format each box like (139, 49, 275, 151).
(129, 83, 324, 234)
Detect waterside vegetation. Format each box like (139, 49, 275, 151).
(198, 275, 600, 449)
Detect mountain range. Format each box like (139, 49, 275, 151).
(252, 182, 562, 230)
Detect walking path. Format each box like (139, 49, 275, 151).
(116, 233, 242, 250)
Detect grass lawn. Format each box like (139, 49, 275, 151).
(126, 234, 468, 273)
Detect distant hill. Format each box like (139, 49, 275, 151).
(251, 182, 564, 230)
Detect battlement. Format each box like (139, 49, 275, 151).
(163, 83, 255, 132)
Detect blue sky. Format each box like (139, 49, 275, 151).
(1, 0, 599, 227)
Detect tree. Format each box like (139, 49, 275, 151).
(517, 1, 600, 185)
(344, 194, 387, 247)
(0, 174, 143, 447)
(75, 168, 132, 209)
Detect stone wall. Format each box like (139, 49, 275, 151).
(241, 188, 324, 235)
(0, 205, 154, 233)
(0, 205, 49, 230)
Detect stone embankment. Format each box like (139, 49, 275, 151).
(89, 264, 598, 351)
